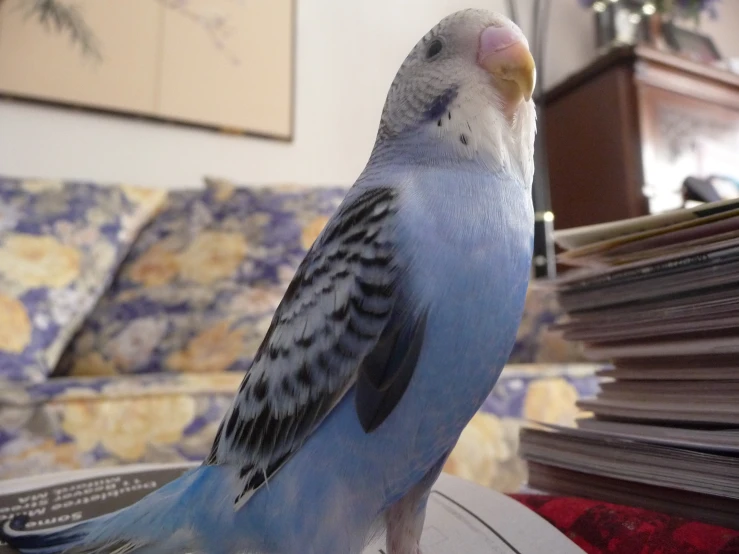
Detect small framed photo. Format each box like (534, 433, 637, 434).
(662, 22, 722, 64)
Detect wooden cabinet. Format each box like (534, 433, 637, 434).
(542, 45, 739, 230)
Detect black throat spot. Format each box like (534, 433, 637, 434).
(424, 87, 458, 122)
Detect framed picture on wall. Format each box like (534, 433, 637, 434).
(0, 0, 296, 141)
(661, 22, 722, 64)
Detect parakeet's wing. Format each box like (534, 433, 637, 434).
(206, 186, 428, 509)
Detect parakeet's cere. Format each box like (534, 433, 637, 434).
(1, 8, 536, 554)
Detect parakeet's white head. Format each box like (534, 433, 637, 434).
(373, 9, 537, 187)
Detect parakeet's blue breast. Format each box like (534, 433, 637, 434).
(389, 161, 534, 469)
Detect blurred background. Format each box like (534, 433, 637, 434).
(2, 0, 738, 278)
(1, 1, 738, 515)
(0, 2, 732, 184)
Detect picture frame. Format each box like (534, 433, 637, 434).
(0, 0, 296, 141)
(661, 21, 722, 64)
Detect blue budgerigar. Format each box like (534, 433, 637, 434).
(1, 8, 536, 554)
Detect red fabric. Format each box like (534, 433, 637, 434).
(509, 495, 739, 554)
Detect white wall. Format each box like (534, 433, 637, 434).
(0, 0, 737, 190)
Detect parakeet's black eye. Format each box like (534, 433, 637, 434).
(426, 39, 443, 60)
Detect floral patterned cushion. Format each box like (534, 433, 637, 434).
(0, 363, 601, 484)
(510, 285, 585, 364)
(57, 180, 348, 377)
(0, 175, 166, 384)
(0, 372, 241, 479)
(443, 363, 600, 493)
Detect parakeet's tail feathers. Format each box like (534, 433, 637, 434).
(0, 516, 139, 554)
(0, 466, 219, 554)
(0, 512, 188, 554)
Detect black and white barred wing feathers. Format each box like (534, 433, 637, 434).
(207, 187, 428, 509)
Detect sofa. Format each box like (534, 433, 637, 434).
(0, 173, 601, 492)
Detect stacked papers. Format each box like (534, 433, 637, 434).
(519, 198, 739, 528)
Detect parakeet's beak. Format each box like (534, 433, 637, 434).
(477, 25, 536, 105)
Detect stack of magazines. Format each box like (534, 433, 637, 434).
(519, 198, 739, 530)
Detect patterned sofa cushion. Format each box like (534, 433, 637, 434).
(0, 372, 242, 480)
(510, 285, 586, 364)
(0, 363, 601, 484)
(443, 363, 600, 493)
(57, 180, 348, 377)
(0, 175, 166, 384)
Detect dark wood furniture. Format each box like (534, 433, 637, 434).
(542, 45, 739, 231)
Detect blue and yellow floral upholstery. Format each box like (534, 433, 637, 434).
(0, 173, 594, 492)
(444, 363, 599, 492)
(0, 175, 166, 384)
(0, 363, 601, 484)
(56, 180, 348, 377)
(0, 372, 241, 479)
(510, 284, 586, 364)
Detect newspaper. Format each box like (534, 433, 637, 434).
(520, 423, 739, 527)
(552, 197, 739, 251)
(0, 463, 584, 554)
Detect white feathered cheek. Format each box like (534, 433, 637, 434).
(433, 78, 535, 187)
(432, 83, 513, 168)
